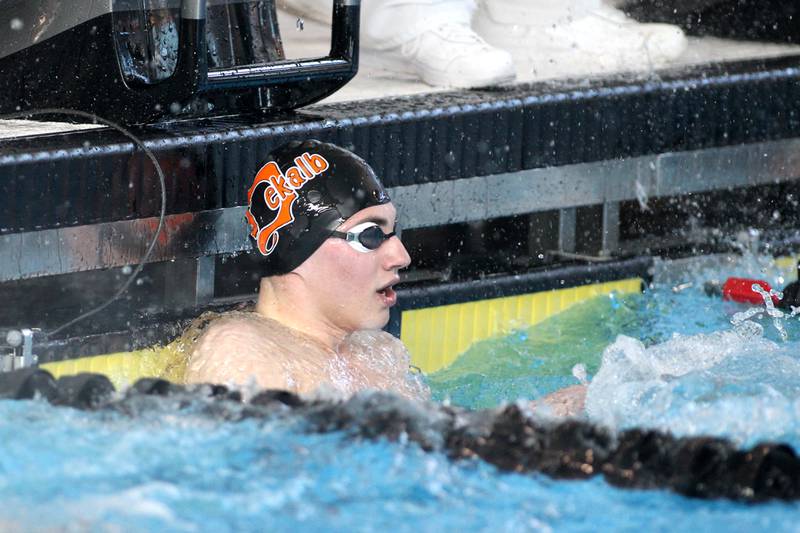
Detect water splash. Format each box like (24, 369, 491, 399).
(585, 329, 800, 448)
(727, 283, 792, 341)
(752, 283, 788, 341)
(729, 308, 765, 339)
(634, 179, 649, 211)
(571, 363, 588, 385)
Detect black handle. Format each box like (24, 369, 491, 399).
(133, 0, 360, 108)
(203, 0, 360, 91)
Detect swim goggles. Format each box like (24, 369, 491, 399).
(330, 222, 397, 253)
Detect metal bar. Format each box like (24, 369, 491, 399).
(195, 255, 215, 305)
(601, 202, 620, 257)
(0, 208, 249, 283)
(207, 59, 350, 83)
(393, 138, 800, 229)
(181, 0, 206, 20)
(2, 139, 800, 283)
(163, 255, 215, 309)
(558, 208, 577, 254)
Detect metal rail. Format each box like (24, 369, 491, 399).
(2, 137, 799, 283)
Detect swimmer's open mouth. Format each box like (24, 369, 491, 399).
(377, 281, 398, 300)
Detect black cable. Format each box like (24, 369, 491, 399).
(0, 108, 167, 339)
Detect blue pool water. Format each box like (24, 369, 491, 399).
(2, 255, 800, 531)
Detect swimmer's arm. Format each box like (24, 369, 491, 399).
(530, 385, 587, 417)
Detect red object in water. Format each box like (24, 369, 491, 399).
(721, 278, 779, 305)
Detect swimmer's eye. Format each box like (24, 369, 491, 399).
(330, 222, 396, 253)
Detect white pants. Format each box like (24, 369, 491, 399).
(282, 0, 616, 47)
(282, 0, 475, 48)
(479, 0, 604, 25)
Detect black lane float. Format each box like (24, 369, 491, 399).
(2, 367, 798, 504)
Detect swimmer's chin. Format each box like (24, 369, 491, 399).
(355, 310, 391, 332)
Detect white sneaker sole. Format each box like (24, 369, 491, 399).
(474, 9, 688, 69)
(362, 47, 516, 89)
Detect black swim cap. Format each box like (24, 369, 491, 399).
(245, 140, 391, 274)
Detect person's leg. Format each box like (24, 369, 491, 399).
(281, 0, 516, 88)
(474, 0, 687, 79)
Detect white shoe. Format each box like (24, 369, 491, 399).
(366, 22, 516, 89)
(474, 2, 688, 78)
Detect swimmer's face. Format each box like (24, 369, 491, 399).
(294, 202, 411, 332)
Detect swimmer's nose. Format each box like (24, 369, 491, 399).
(383, 235, 411, 270)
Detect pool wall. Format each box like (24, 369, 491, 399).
(2, 54, 800, 372)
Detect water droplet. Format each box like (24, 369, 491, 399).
(10, 18, 23, 31)
(635, 179, 649, 211)
(5, 330, 22, 347)
(121, 265, 133, 275)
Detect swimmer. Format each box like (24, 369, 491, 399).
(184, 140, 585, 415)
(185, 140, 427, 400)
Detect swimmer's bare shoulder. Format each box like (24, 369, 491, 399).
(185, 312, 290, 390)
(346, 330, 411, 366)
(345, 330, 431, 400)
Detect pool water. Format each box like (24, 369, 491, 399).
(2, 255, 800, 532)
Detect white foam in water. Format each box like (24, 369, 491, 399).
(571, 364, 588, 385)
(585, 328, 800, 448)
(59, 482, 185, 527)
